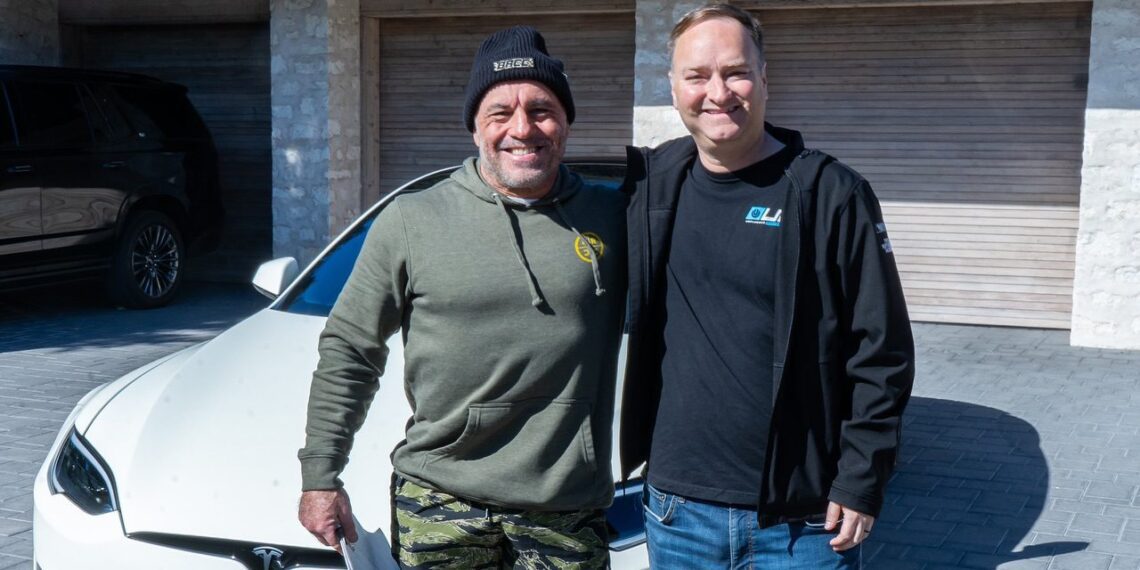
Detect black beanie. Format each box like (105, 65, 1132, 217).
(463, 26, 575, 132)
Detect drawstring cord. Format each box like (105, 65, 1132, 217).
(553, 201, 605, 297)
(491, 191, 607, 307)
(493, 193, 546, 307)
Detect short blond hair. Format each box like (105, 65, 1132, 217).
(669, 3, 765, 61)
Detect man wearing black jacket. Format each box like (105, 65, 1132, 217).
(620, 4, 914, 568)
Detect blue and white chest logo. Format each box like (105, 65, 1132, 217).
(745, 206, 783, 227)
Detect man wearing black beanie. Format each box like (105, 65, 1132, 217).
(462, 25, 577, 203)
(298, 25, 625, 570)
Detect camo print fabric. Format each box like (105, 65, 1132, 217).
(393, 478, 609, 569)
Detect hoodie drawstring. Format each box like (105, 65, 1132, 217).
(493, 193, 546, 307)
(553, 202, 606, 298)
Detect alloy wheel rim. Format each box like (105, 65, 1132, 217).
(129, 224, 180, 299)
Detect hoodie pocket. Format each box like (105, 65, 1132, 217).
(424, 399, 599, 507)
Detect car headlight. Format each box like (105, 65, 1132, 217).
(49, 430, 119, 514)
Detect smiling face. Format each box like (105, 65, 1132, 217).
(670, 17, 768, 163)
(472, 80, 569, 199)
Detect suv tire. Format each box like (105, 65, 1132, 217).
(106, 210, 185, 309)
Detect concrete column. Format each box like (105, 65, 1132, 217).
(1071, 0, 1140, 349)
(0, 0, 60, 65)
(269, 0, 361, 265)
(631, 0, 700, 147)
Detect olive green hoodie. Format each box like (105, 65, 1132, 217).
(299, 158, 626, 510)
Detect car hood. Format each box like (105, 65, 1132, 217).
(83, 308, 411, 547)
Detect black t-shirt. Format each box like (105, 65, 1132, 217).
(648, 146, 795, 506)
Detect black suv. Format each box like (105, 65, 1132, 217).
(0, 65, 222, 308)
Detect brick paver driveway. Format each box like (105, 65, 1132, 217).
(0, 281, 265, 569)
(1, 283, 1138, 569)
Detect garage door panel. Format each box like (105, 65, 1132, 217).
(896, 261, 1073, 280)
(868, 176, 1074, 190)
(766, 2, 1086, 25)
(906, 309, 1068, 329)
(774, 96, 1087, 110)
(888, 219, 1079, 233)
(899, 276, 1073, 295)
(772, 56, 1089, 71)
(760, 2, 1089, 328)
(897, 248, 1073, 263)
(770, 73, 1082, 87)
(376, 14, 633, 194)
(894, 239, 1076, 256)
(768, 80, 1086, 93)
(888, 224, 1078, 241)
(772, 108, 1082, 124)
(904, 293, 1073, 315)
(884, 202, 1076, 218)
(771, 37, 1089, 53)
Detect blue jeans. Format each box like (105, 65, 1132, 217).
(643, 483, 861, 569)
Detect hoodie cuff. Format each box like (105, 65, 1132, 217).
(827, 483, 881, 518)
(299, 455, 346, 491)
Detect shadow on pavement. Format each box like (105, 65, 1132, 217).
(0, 280, 268, 352)
(868, 397, 1086, 568)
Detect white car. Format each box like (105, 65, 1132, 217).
(32, 162, 649, 570)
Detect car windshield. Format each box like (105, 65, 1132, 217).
(278, 162, 625, 317)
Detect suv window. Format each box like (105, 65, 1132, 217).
(6, 80, 92, 148)
(113, 85, 206, 140)
(85, 83, 133, 143)
(0, 86, 15, 148)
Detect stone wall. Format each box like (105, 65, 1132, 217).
(0, 0, 60, 65)
(1071, 0, 1140, 349)
(631, 0, 699, 147)
(326, 0, 362, 237)
(269, 0, 360, 265)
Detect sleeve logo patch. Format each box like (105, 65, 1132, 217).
(493, 58, 535, 72)
(875, 222, 894, 253)
(574, 232, 606, 263)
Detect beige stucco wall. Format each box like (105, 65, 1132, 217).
(0, 0, 59, 65)
(269, 0, 361, 265)
(1071, 0, 1140, 349)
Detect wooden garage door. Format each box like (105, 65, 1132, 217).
(376, 14, 634, 194)
(74, 24, 271, 282)
(757, 3, 1090, 329)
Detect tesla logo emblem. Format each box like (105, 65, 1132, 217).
(251, 546, 284, 570)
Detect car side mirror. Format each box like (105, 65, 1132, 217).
(252, 257, 298, 300)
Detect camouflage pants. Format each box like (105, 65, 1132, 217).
(393, 478, 609, 569)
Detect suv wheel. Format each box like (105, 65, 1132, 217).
(107, 211, 185, 308)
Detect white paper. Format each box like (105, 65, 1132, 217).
(339, 514, 400, 570)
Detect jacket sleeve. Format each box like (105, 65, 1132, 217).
(827, 179, 915, 517)
(297, 201, 411, 491)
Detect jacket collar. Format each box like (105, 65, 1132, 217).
(638, 122, 805, 179)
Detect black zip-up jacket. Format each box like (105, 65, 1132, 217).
(620, 124, 914, 521)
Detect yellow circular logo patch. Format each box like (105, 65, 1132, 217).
(574, 232, 606, 263)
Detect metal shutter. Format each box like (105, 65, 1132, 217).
(375, 14, 634, 195)
(758, 2, 1090, 329)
